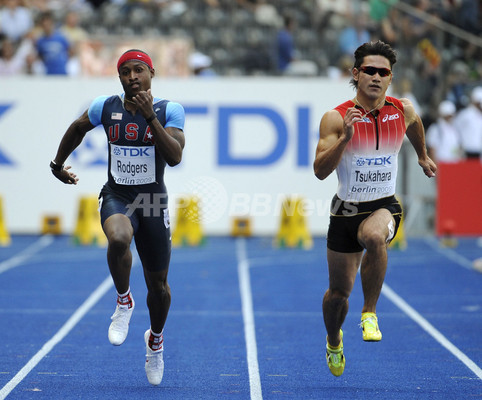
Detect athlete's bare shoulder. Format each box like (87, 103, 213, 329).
(320, 109, 344, 138)
(399, 97, 418, 126)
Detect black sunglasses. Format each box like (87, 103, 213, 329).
(358, 66, 392, 77)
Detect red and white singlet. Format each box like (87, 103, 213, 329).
(334, 96, 406, 202)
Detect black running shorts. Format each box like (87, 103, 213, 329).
(99, 189, 171, 271)
(327, 195, 402, 253)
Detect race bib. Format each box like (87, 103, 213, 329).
(110, 144, 156, 185)
(348, 153, 398, 200)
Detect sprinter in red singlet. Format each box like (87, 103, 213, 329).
(313, 41, 436, 377)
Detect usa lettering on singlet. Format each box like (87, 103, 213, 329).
(335, 96, 406, 202)
(88, 94, 170, 190)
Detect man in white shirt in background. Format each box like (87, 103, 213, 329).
(426, 100, 462, 164)
(454, 86, 482, 160)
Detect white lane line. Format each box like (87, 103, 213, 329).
(236, 238, 263, 400)
(382, 283, 482, 379)
(424, 237, 474, 270)
(0, 275, 113, 399)
(0, 235, 54, 274)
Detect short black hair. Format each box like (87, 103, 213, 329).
(350, 40, 397, 88)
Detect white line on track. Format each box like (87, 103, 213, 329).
(0, 235, 54, 274)
(236, 238, 263, 400)
(382, 283, 482, 379)
(0, 275, 114, 399)
(424, 237, 474, 270)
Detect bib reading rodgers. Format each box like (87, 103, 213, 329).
(338, 152, 398, 202)
(110, 144, 156, 185)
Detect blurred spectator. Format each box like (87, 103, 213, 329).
(34, 11, 71, 75)
(158, 0, 187, 18)
(188, 51, 216, 77)
(60, 10, 88, 45)
(338, 14, 371, 57)
(326, 54, 352, 80)
(60, 10, 88, 75)
(0, 0, 34, 42)
(400, 0, 432, 45)
(426, 100, 462, 164)
(454, 86, 482, 160)
(453, 0, 480, 35)
(312, 0, 354, 33)
(78, 39, 110, 75)
(392, 78, 423, 117)
(27, 0, 92, 13)
(253, 0, 281, 28)
(378, 5, 403, 47)
(446, 60, 471, 110)
(275, 15, 295, 73)
(368, 0, 397, 23)
(0, 35, 35, 75)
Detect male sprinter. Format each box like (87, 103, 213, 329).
(50, 49, 185, 385)
(313, 41, 436, 376)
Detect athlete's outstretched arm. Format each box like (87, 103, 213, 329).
(313, 107, 361, 180)
(402, 98, 437, 178)
(51, 110, 95, 184)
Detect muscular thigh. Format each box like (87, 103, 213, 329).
(357, 208, 395, 248)
(327, 249, 363, 296)
(134, 209, 171, 272)
(100, 191, 139, 233)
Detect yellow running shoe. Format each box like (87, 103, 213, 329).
(360, 312, 382, 341)
(326, 330, 345, 377)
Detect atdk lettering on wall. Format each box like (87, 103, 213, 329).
(0, 104, 15, 165)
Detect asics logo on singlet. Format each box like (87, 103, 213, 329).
(382, 113, 400, 122)
(356, 156, 392, 166)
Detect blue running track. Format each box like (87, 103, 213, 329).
(0, 235, 480, 399)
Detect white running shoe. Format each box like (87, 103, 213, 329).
(144, 329, 164, 386)
(108, 298, 135, 346)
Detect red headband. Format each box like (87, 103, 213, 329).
(117, 51, 153, 71)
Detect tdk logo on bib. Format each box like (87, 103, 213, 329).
(114, 146, 152, 157)
(356, 156, 392, 166)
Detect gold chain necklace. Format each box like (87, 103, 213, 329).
(354, 97, 385, 118)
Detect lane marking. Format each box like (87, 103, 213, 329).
(0, 235, 54, 274)
(424, 237, 474, 270)
(382, 283, 482, 379)
(0, 275, 113, 399)
(236, 238, 263, 400)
